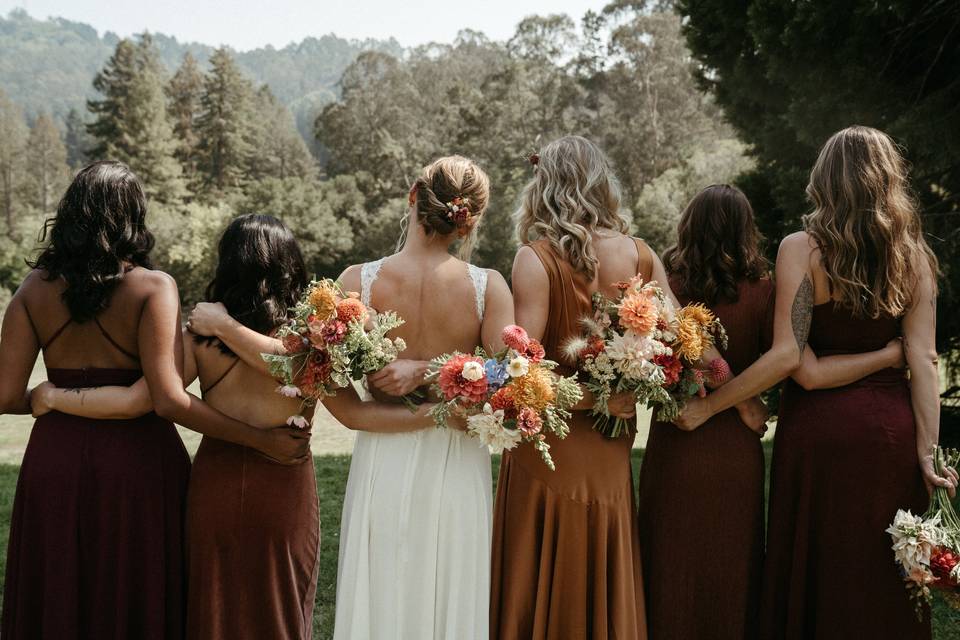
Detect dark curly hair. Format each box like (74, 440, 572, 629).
(29, 161, 154, 322)
(196, 214, 308, 355)
(662, 184, 770, 305)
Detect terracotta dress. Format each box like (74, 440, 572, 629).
(759, 302, 930, 639)
(636, 278, 774, 640)
(185, 360, 320, 640)
(2, 322, 192, 639)
(490, 239, 649, 640)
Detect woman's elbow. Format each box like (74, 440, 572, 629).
(771, 343, 802, 380)
(791, 367, 817, 391)
(152, 390, 189, 422)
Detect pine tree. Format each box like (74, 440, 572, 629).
(166, 52, 205, 187)
(195, 48, 256, 193)
(87, 34, 186, 204)
(0, 90, 28, 236)
(63, 108, 93, 169)
(24, 112, 69, 213)
(249, 85, 316, 181)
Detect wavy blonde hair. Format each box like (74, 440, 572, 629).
(804, 125, 938, 318)
(399, 155, 490, 261)
(514, 136, 628, 280)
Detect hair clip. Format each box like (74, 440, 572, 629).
(529, 153, 540, 166)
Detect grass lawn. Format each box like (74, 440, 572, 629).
(0, 448, 957, 639)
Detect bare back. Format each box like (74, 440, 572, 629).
(20, 267, 158, 371)
(191, 339, 310, 430)
(343, 254, 488, 359)
(591, 234, 654, 297)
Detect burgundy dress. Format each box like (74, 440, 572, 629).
(759, 302, 929, 639)
(2, 363, 191, 637)
(637, 277, 774, 640)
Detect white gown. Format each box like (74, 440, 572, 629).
(333, 259, 493, 640)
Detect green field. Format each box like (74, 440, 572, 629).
(1, 447, 957, 639)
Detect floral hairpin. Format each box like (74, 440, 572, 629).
(446, 196, 471, 226)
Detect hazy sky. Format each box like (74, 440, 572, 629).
(2, 0, 610, 49)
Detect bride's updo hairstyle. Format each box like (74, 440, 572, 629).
(408, 155, 490, 261)
(514, 135, 628, 280)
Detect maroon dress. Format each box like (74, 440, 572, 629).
(759, 302, 929, 639)
(637, 277, 774, 640)
(2, 326, 191, 639)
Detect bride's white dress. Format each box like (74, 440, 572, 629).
(333, 258, 493, 640)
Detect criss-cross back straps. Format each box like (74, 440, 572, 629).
(467, 264, 488, 320)
(201, 357, 240, 395)
(38, 314, 139, 363)
(42, 318, 73, 351)
(360, 258, 386, 309)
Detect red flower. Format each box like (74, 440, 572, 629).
(282, 332, 308, 354)
(490, 385, 517, 418)
(336, 298, 368, 324)
(525, 339, 546, 363)
(931, 549, 959, 582)
(581, 336, 606, 359)
(321, 320, 348, 344)
(502, 324, 531, 352)
(654, 354, 683, 386)
(437, 354, 488, 403)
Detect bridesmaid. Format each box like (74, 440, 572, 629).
(492, 136, 657, 639)
(0, 163, 307, 639)
(637, 184, 907, 640)
(677, 127, 958, 638)
(32, 214, 444, 639)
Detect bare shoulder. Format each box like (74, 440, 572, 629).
(122, 267, 179, 299)
(484, 268, 511, 295)
(338, 264, 363, 294)
(513, 244, 546, 277)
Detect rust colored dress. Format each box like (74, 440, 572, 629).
(2, 322, 191, 639)
(636, 277, 774, 640)
(490, 238, 649, 640)
(185, 361, 320, 640)
(759, 303, 929, 639)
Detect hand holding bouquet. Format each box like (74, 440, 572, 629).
(564, 277, 728, 437)
(887, 446, 960, 618)
(426, 325, 583, 470)
(262, 279, 407, 428)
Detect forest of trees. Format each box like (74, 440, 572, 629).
(0, 0, 746, 304)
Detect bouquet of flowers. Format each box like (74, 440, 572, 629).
(425, 325, 583, 470)
(564, 276, 728, 437)
(262, 279, 407, 428)
(887, 446, 960, 618)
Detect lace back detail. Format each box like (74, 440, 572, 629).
(360, 258, 386, 309)
(467, 264, 488, 320)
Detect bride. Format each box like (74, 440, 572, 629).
(191, 155, 513, 638)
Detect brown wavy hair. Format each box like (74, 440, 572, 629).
(663, 184, 770, 305)
(514, 136, 628, 280)
(804, 126, 938, 318)
(404, 155, 490, 261)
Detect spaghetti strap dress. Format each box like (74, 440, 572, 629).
(490, 238, 650, 640)
(636, 277, 774, 640)
(759, 302, 930, 639)
(1, 318, 191, 639)
(184, 358, 321, 640)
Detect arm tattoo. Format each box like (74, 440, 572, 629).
(791, 275, 814, 356)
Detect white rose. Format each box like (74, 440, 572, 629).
(507, 356, 530, 378)
(462, 360, 485, 382)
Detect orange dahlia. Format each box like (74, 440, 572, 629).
(437, 354, 488, 403)
(336, 298, 368, 324)
(307, 283, 338, 321)
(618, 292, 658, 335)
(510, 364, 555, 412)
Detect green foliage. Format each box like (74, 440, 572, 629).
(23, 112, 70, 214)
(149, 201, 234, 303)
(316, 4, 739, 276)
(0, 89, 28, 235)
(87, 35, 187, 205)
(634, 138, 755, 251)
(63, 108, 92, 169)
(677, 0, 960, 365)
(166, 53, 205, 188)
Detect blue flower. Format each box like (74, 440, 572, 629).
(484, 358, 509, 389)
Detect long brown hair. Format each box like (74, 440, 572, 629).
(663, 184, 769, 305)
(804, 126, 938, 318)
(514, 136, 628, 280)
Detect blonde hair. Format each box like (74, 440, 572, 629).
(400, 155, 490, 261)
(804, 125, 938, 318)
(514, 136, 628, 280)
